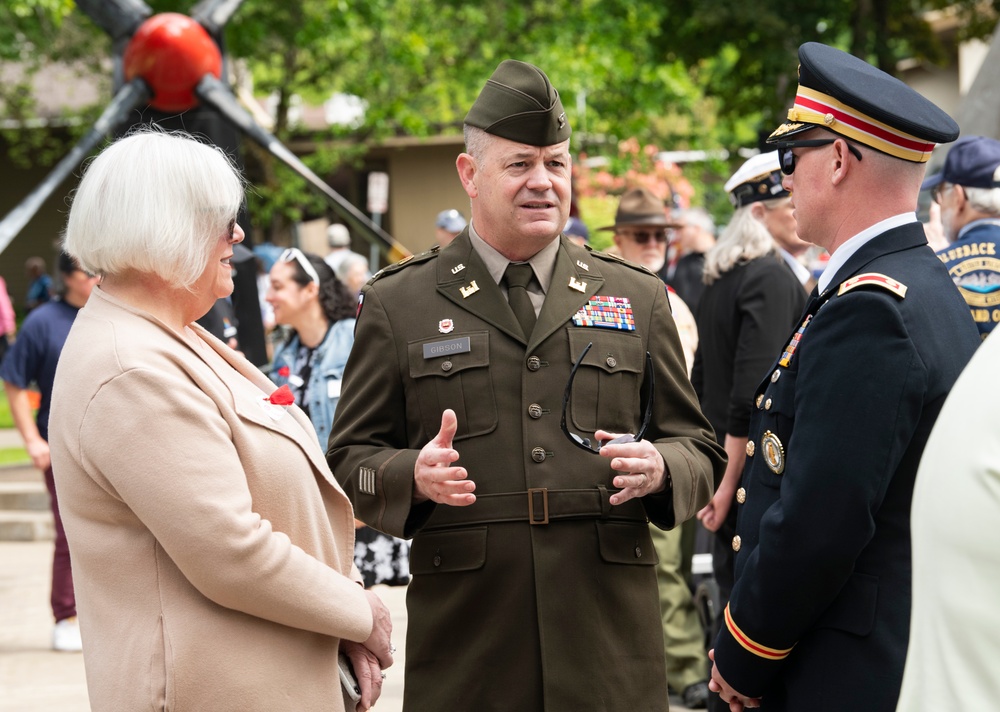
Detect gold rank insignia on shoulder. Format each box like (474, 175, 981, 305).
(838, 273, 908, 299)
(761, 431, 785, 475)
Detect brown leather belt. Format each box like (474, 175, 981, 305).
(421, 486, 648, 530)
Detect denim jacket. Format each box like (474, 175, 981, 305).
(269, 318, 355, 448)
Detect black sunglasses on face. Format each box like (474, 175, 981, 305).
(560, 341, 655, 454)
(776, 138, 863, 175)
(621, 229, 668, 245)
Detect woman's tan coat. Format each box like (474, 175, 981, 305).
(49, 287, 372, 712)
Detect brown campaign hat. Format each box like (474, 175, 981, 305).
(465, 59, 571, 147)
(600, 187, 674, 230)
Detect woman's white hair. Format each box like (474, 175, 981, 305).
(702, 202, 777, 285)
(64, 127, 245, 289)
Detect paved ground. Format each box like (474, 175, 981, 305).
(0, 541, 408, 712)
(0, 539, 699, 711)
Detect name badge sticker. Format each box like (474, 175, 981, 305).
(328, 379, 342, 399)
(423, 336, 471, 359)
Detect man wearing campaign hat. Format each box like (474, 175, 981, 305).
(708, 42, 980, 712)
(329, 60, 723, 711)
(923, 135, 1000, 337)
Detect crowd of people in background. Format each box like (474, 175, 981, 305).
(4, 40, 1000, 712)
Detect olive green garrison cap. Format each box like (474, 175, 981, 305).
(465, 59, 571, 147)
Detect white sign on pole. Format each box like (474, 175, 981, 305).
(367, 171, 389, 214)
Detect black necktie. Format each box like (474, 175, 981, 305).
(503, 263, 537, 338)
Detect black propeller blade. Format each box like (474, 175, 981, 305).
(74, 0, 152, 43)
(191, 0, 247, 36)
(195, 74, 411, 261)
(0, 78, 151, 256)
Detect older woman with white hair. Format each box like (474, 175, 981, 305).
(48, 129, 392, 712)
(691, 151, 808, 621)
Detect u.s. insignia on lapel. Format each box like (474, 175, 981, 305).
(451, 263, 466, 275)
(576, 260, 590, 272)
(460, 280, 480, 298)
(568, 276, 588, 293)
(572, 295, 635, 331)
(438, 319, 455, 334)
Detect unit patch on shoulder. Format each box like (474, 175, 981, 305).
(837, 273, 907, 299)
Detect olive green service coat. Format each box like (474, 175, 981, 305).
(329, 232, 724, 711)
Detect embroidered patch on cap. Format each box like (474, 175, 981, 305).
(572, 296, 635, 331)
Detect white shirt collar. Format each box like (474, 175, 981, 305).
(775, 246, 811, 286)
(817, 213, 917, 293)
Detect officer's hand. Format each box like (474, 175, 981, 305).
(708, 649, 761, 710)
(413, 409, 476, 506)
(596, 431, 667, 505)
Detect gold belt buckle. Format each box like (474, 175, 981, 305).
(527, 488, 549, 525)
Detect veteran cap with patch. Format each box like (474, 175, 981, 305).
(921, 135, 1000, 191)
(767, 42, 959, 163)
(465, 59, 571, 147)
(725, 151, 790, 208)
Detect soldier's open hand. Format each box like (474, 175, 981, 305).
(413, 409, 477, 506)
(596, 430, 667, 505)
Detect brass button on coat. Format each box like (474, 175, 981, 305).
(634, 545, 642, 558)
(756, 394, 764, 408)
(771, 369, 781, 383)
(606, 356, 618, 368)
(528, 403, 543, 419)
(736, 487, 746, 504)
(746, 441, 755, 457)
(433, 554, 442, 567)
(441, 360, 453, 372)
(765, 398, 772, 410)
(526, 356, 541, 371)
(531, 447, 546, 463)
(732, 535, 742, 552)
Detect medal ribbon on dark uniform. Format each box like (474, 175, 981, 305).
(779, 314, 812, 367)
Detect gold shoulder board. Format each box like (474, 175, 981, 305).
(837, 273, 907, 299)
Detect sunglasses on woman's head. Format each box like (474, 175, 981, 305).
(279, 248, 320, 284)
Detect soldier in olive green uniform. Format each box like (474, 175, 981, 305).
(329, 60, 725, 711)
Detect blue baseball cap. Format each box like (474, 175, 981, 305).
(436, 209, 467, 233)
(922, 135, 1000, 191)
(563, 217, 589, 242)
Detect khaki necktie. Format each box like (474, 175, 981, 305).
(503, 262, 537, 338)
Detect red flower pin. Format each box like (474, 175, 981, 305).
(267, 384, 295, 406)
(277, 365, 291, 378)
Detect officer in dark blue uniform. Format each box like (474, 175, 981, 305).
(708, 42, 981, 712)
(922, 135, 1000, 338)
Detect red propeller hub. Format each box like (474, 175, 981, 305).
(123, 13, 222, 113)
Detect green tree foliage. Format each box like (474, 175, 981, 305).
(4, 0, 997, 237)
